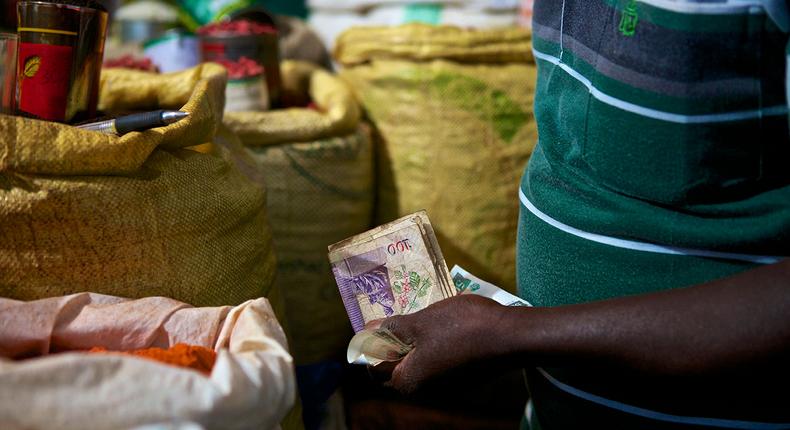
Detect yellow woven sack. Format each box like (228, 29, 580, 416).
(336, 24, 538, 293)
(225, 61, 373, 365)
(0, 64, 277, 308)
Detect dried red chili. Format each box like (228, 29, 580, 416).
(214, 56, 264, 80)
(197, 19, 276, 36)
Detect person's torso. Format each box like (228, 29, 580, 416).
(518, 0, 790, 428)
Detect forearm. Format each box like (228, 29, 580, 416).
(505, 259, 790, 376)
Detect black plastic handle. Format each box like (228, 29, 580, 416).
(115, 110, 165, 135)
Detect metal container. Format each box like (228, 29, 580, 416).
(228, 7, 283, 107)
(225, 75, 268, 112)
(16, 0, 108, 122)
(0, 33, 17, 114)
(199, 23, 282, 107)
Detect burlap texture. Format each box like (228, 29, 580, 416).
(225, 61, 373, 365)
(334, 24, 533, 66)
(0, 63, 278, 308)
(337, 25, 538, 292)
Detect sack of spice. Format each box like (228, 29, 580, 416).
(336, 24, 538, 293)
(225, 62, 370, 429)
(0, 63, 278, 310)
(0, 293, 295, 429)
(224, 60, 373, 367)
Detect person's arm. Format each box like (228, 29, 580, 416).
(377, 259, 790, 393)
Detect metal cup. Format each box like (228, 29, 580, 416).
(16, 0, 108, 123)
(199, 10, 282, 108)
(0, 33, 17, 114)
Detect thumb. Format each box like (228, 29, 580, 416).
(364, 319, 384, 330)
(380, 314, 418, 345)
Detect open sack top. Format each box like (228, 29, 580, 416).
(334, 24, 534, 66)
(0, 293, 295, 430)
(224, 61, 361, 146)
(0, 63, 226, 176)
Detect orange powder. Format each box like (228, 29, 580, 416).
(90, 343, 217, 375)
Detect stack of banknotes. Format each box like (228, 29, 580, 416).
(330, 210, 532, 366)
(328, 211, 456, 333)
(345, 264, 532, 366)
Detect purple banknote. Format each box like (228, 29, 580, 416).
(329, 211, 455, 332)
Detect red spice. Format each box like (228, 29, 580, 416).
(197, 19, 276, 36)
(89, 343, 217, 375)
(214, 56, 264, 80)
(103, 55, 158, 73)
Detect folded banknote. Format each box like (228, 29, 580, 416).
(451, 265, 532, 307)
(347, 328, 413, 366)
(329, 211, 455, 332)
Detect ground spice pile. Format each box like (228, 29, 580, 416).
(89, 344, 217, 375)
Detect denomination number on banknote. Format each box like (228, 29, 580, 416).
(387, 239, 413, 255)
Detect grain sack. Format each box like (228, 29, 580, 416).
(308, 4, 519, 52)
(224, 61, 373, 366)
(336, 25, 537, 293)
(0, 294, 294, 430)
(0, 63, 277, 308)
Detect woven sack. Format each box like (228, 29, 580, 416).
(336, 24, 538, 292)
(0, 63, 277, 308)
(0, 294, 294, 430)
(225, 61, 373, 365)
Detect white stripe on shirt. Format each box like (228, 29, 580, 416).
(519, 189, 784, 264)
(636, 0, 789, 31)
(532, 49, 789, 124)
(536, 368, 790, 429)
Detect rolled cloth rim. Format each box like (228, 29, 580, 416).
(0, 63, 228, 176)
(223, 60, 361, 147)
(334, 24, 534, 66)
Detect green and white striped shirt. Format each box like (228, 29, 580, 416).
(518, 0, 790, 428)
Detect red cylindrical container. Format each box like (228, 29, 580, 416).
(16, 0, 108, 123)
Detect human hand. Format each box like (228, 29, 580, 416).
(371, 294, 508, 394)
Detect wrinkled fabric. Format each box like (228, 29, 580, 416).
(0, 293, 295, 430)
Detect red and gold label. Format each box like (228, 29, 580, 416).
(17, 43, 73, 121)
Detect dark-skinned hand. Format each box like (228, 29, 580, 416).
(369, 294, 509, 394)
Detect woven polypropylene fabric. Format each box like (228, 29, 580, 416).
(334, 23, 534, 66)
(0, 64, 277, 308)
(337, 25, 538, 292)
